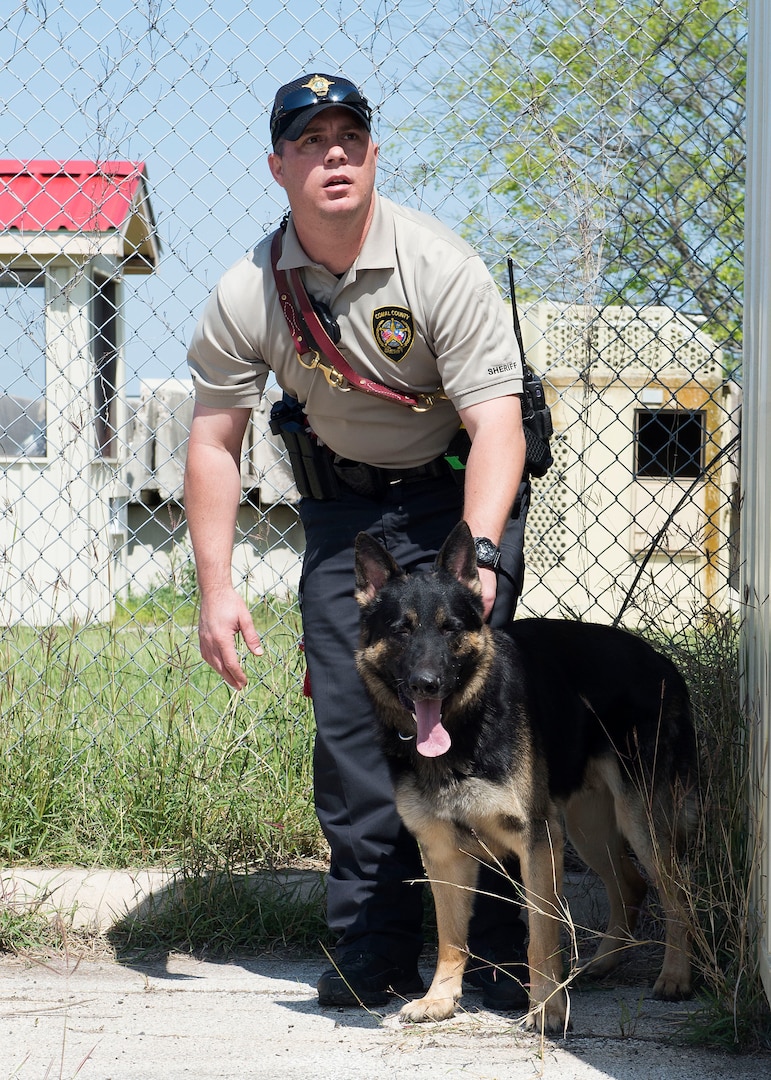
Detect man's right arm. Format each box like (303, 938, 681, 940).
(184, 402, 263, 689)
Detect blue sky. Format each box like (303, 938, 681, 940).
(2, 0, 507, 393)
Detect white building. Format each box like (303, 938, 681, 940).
(521, 302, 739, 625)
(0, 159, 159, 623)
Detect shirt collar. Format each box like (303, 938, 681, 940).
(355, 193, 395, 271)
(276, 216, 309, 270)
(276, 193, 395, 277)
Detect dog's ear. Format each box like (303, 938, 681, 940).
(436, 521, 479, 588)
(354, 532, 405, 604)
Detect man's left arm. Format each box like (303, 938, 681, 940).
(458, 394, 526, 619)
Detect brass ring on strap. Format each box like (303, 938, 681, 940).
(297, 349, 321, 371)
(326, 367, 351, 391)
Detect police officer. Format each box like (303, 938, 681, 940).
(184, 73, 530, 1009)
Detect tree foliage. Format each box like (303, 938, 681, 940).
(405, 0, 745, 364)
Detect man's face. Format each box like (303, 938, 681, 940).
(268, 107, 378, 224)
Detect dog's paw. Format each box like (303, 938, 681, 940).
(652, 972, 692, 1001)
(399, 995, 458, 1023)
(524, 996, 570, 1036)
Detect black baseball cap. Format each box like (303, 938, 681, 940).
(270, 73, 372, 148)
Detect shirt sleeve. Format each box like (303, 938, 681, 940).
(421, 247, 524, 409)
(186, 256, 270, 410)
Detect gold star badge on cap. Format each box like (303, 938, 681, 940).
(302, 75, 333, 97)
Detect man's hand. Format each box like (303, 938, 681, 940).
(197, 586, 263, 691)
(477, 566, 498, 622)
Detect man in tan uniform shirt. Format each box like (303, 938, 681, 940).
(185, 72, 530, 1009)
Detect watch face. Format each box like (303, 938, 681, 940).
(473, 537, 500, 570)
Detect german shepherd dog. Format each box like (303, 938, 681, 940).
(354, 521, 696, 1033)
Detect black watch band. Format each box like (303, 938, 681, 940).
(473, 536, 501, 571)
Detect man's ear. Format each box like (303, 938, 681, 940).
(268, 152, 285, 188)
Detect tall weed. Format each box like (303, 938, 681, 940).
(652, 614, 770, 1051)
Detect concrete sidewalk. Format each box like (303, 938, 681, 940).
(5, 951, 769, 1080)
(2, 868, 769, 1079)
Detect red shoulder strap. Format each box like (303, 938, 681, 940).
(270, 228, 442, 412)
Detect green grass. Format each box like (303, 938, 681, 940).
(107, 866, 331, 959)
(0, 890, 70, 955)
(0, 598, 324, 869)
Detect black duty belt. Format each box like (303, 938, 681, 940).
(330, 452, 452, 500)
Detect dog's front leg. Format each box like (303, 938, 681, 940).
(399, 827, 477, 1023)
(520, 823, 569, 1035)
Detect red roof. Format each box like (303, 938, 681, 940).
(0, 159, 149, 233)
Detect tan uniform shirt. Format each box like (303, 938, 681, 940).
(187, 193, 524, 468)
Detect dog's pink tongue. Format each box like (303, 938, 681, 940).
(414, 698, 451, 757)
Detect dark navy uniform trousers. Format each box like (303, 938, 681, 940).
(299, 469, 530, 969)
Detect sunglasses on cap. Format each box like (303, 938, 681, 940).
(270, 75, 372, 146)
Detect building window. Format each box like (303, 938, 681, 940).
(0, 268, 46, 457)
(93, 276, 118, 458)
(634, 408, 705, 479)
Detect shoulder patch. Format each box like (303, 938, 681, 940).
(372, 306, 414, 363)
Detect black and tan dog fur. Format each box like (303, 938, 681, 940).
(354, 521, 696, 1033)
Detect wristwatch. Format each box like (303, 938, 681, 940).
(473, 536, 501, 571)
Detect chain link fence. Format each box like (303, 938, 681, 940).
(0, 1, 746, 866)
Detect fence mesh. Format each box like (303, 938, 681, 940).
(0, 1, 746, 865)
